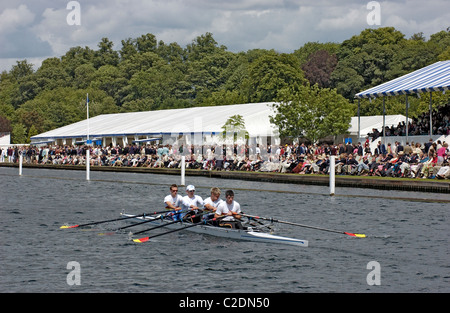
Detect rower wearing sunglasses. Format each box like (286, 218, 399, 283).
(164, 184, 183, 220)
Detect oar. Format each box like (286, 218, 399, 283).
(133, 215, 225, 243)
(242, 214, 366, 238)
(113, 209, 193, 231)
(60, 209, 173, 229)
(132, 211, 213, 236)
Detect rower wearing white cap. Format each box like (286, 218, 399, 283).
(180, 185, 204, 222)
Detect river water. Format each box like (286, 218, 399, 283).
(1, 167, 448, 296)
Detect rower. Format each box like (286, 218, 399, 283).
(203, 187, 223, 223)
(181, 185, 204, 222)
(164, 184, 182, 220)
(203, 187, 223, 212)
(214, 190, 243, 229)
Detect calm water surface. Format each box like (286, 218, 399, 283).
(0, 167, 449, 293)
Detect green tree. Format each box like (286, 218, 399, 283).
(136, 33, 158, 53)
(10, 60, 34, 80)
(35, 57, 71, 91)
(0, 115, 12, 132)
(11, 123, 27, 144)
(331, 27, 406, 99)
(270, 84, 354, 143)
(156, 41, 187, 69)
(0, 72, 17, 119)
(27, 124, 39, 139)
(184, 33, 235, 103)
(221, 114, 249, 141)
(17, 87, 117, 134)
(61, 46, 95, 77)
(93, 38, 120, 68)
(337, 27, 405, 60)
(438, 46, 450, 61)
(118, 51, 166, 79)
(243, 51, 305, 102)
(428, 29, 450, 53)
(293, 42, 340, 66)
(120, 38, 138, 61)
(9, 60, 37, 107)
(386, 39, 440, 80)
(90, 65, 127, 102)
(73, 63, 96, 89)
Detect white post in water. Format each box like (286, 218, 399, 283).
(181, 155, 186, 186)
(86, 93, 90, 181)
(86, 148, 90, 180)
(19, 152, 23, 176)
(329, 155, 335, 196)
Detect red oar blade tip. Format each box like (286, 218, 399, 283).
(60, 225, 79, 229)
(133, 237, 149, 243)
(345, 232, 366, 238)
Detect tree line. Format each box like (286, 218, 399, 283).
(0, 27, 449, 144)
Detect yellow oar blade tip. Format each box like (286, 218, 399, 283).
(60, 225, 78, 229)
(133, 238, 148, 243)
(345, 232, 366, 238)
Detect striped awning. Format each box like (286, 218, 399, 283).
(355, 60, 450, 99)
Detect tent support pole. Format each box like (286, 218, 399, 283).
(405, 95, 408, 142)
(429, 92, 433, 137)
(357, 98, 360, 141)
(86, 93, 90, 181)
(382, 96, 386, 145)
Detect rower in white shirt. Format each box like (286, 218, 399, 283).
(214, 190, 243, 229)
(164, 184, 183, 220)
(164, 184, 182, 210)
(203, 187, 223, 223)
(181, 185, 204, 222)
(203, 187, 223, 212)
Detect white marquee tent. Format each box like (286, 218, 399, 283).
(31, 102, 280, 146)
(31, 101, 421, 147)
(347, 115, 411, 137)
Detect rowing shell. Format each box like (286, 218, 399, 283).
(122, 213, 308, 247)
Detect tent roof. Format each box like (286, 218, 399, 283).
(31, 102, 279, 140)
(348, 115, 411, 137)
(355, 60, 450, 99)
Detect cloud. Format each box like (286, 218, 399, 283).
(0, 4, 34, 31)
(0, 4, 52, 58)
(380, 0, 450, 39)
(317, 7, 366, 31)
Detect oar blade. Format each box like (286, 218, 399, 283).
(60, 225, 79, 229)
(344, 232, 366, 238)
(133, 237, 149, 243)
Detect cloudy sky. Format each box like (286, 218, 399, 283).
(0, 0, 448, 72)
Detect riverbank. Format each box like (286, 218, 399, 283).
(2, 162, 449, 194)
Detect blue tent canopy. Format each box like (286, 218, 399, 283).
(355, 60, 450, 99)
(354, 60, 450, 140)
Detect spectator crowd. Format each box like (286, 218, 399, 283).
(2, 104, 449, 180)
(1, 137, 449, 180)
(368, 104, 449, 141)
